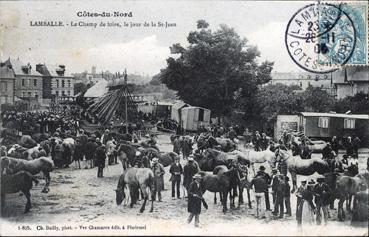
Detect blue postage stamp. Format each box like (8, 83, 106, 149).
(317, 1, 368, 66)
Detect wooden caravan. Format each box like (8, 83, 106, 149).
(180, 106, 211, 132)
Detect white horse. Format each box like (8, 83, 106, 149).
(293, 136, 327, 152)
(229, 147, 276, 174)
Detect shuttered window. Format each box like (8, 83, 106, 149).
(344, 118, 355, 129)
(318, 117, 329, 128)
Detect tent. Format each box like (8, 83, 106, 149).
(84, 79, 108, 98)
(87, 77, 139, 125)
(180, 106, 211, 132)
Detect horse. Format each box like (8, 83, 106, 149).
(293, 136, 327, 153)
(275, 148, 330, 192)
(115, 168, 155, 213)
(201, 148, 250, 170)
(117, 143, 139, 170)
(18, 135, 38, 149)
(229, 147, 277, 174)
(335, 173, 369, 221)
(203, 136, 237, 152)
(1, 171, 39, 214)
(198, 166, 242, 213)
(212, 165, 228, 204)
(1, 156, 54, 193)
(144, 148, 179, 167)
(31, 133, 51, 143)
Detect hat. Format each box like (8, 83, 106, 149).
(193, 174, 202, 179)
(135, 151, 141, 156)
(152, 157, 159, 163)
(317, 175, 325, 181)
(259, 165, 265, 171)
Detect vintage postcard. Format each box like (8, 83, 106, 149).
(0, 0, 368, 236)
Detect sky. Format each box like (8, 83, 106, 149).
(0, 0, 310, 76)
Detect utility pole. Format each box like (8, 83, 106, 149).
(124, 69, 128, 134)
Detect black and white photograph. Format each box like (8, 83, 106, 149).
(0, 0, 368, 236)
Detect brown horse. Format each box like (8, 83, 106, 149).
(145, 148, 179, 167)
(335, 173, 369, 221)
(198, 136, 236, 152)
(198, 166, 241, 213)
(1, 157, 53, 193)
(1, 171, 39, 214)
(212, 165, 228, 204)
(115, 168, 155, 213)
(202, 148, 250, 170)
(275, 148, 330, 192)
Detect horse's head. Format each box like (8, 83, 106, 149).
(115, 188, 126, 205)
(274, 147, 288, 163)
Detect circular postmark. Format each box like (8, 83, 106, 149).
(285, 3, 356, 73)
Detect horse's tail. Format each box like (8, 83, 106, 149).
(117, 173, 126, 191)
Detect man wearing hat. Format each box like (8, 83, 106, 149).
(85, 135, 98, 168)
(313, 175, 331, 225)
(183, 156, 200, 196)
(250, 171, 268, 219)
(169, 156, 183, 199)
(296, 178, 307, 226)
(95, 144, 106, 178)
(187, 173, 205, 227)
(257, 165, 272, 211)
(284, 176, 292, 217)
(151, 157, 165, 202)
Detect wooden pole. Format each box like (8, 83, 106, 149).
(125, 69, 128, 134)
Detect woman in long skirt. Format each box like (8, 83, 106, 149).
(301, 181, 316, 226)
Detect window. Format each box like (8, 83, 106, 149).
(55, 91, 59, 96)
(56, 80, 59, 88)
(22, 92, 26, 97)
(28, 92, 32, 97)
(62, 80, 65, 88)
(318, 117, 329, 128)
(68, 80, 71, 88)
(67, 90, 71, 96)
(0, 82, 7, 92)
(35, 93, 38, 99)
(34, 79, 37, 86)
(62, 91, 65, 96)
(344, 118, 355, 129)
(22, 79, 25, 86)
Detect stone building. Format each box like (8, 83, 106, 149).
(0, 66, 15, 105)
(332, 67, 369, 99)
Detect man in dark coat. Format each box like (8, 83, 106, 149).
(284, 176, 292, 217)
(169, 156, 183, 199)
(173, 136, 181, 155)
(352, 135, 361, 158)
(345, 137, 354, 157)
(331, 136, 339, 155)
(257, 166, 272, 211)
(187, 174, 204, 227)
(95, 145, 106, 178)
(183, 157, 200, 195)
(314, 175, 331, 225)
(85, 137, 98, 168)
(273, 175, 286, 218)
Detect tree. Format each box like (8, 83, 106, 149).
(160, 20, 274, 117)
(302, 86, 335, 112)
(334, 92, 369, 114)
(149, 73, 162, 86)
(256, 84, 303, 123)
(74, 82, 88, 95)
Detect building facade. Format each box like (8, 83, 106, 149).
(36, 64, 75, 99)
(332, 67, 369, 99)
(270, 72, 335, 95)
(2, 58, 43, 102)
(0, 66, 15, 105)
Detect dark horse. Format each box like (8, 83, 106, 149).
(115, 168, 155, 213)
(198, 136, 236, 152)
(275, 148, 330, 192)
(1, 171, 39, 214)
(198, 166, 241, 213)
(1, 157, 53, 193)
(117, 143, 139, 171)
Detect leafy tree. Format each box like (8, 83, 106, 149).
(74, 82, 88, 95)
(256, 83, 303, 122)
(149, 73, 162, 86)
(334, 92, 369, 114)
(160, 20, 274, 117)
(302, 86, 335, 112)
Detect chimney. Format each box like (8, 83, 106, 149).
(36, 63, 44, 74)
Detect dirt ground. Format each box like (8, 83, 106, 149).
(1, 133, 368, 236)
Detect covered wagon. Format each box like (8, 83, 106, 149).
(180, 106, 211, 132)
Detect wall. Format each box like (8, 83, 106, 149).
(0, 78, 15, 104)
(51, 77, 75, 97)
(14, 75, 43, 102)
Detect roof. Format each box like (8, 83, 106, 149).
(45, 64, 74, 77)
(157, 101, 174, 106)
(84, 79, 108, 98)
(0, 67, 15, 79)
(172, 101, 188, 110)
(332, 67, 369, 84)
(182, 106, 211, 112)
(3, 58, 43, 76)
(300, 112, 369, 120)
